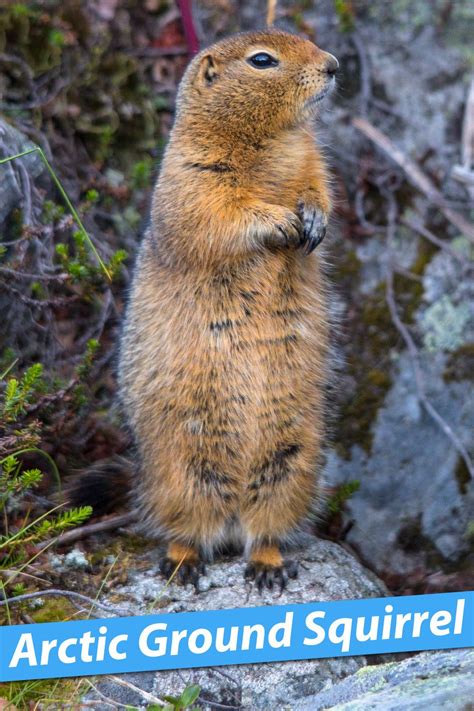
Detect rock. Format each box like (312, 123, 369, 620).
(0, 118, 44, 225)
(299, 649, 474, 710)
(85, 537, 387, 709)
(326, 239, 474, 577)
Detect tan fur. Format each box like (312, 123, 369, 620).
(250, 545, 283, 568)
(119, 30, 336, 579)
(168, 542, 200, 566)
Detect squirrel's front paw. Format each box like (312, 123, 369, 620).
(260, 207, 303, 251)
(297, 202, 328, 254)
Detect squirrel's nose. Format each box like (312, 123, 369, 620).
(324, 54, 339, 77)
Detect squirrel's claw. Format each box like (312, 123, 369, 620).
(159, 556, 206, 591)
(273, 211, 303, 249)
(244, 559, 298, 593)
(298, 203, 327, 254)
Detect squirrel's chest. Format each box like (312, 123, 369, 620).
(196, 253, 307, 343)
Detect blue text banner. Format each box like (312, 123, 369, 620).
(0, 591, 472, 681)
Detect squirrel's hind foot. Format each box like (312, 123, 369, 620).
(244, 558, 298, 593)
(159, 542, 206, 591)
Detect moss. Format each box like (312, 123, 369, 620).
(466, 521, 474, 542)
(0, 1, 161, 169)
(333, 232, 439, 459)
(411, 238, 438, 276)
(334, 250, 397, 458)
(393, 238, 436, 324)
(327, 479, 360, 515)
(444, 343, 474, 382)
(393, 272, 423, 324)
(332, 248, 362, 284)
(335, 301, 400, 458)
(30, 596, 77, 623)
(88, 533, 153, 568)
(336, 366, 393, 457)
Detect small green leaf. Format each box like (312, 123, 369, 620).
(179, 685, 201, 707)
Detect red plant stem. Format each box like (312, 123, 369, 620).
(176, 0, 200, 56)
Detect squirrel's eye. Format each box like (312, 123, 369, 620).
(247, 52, 279, 69)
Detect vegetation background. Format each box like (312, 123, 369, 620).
(0, 0, 473, 708)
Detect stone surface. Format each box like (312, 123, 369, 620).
(325, 241, 474, 577)
(0, 118, 45, 225)
(299, 649, 474, 711)
(86, 537, 386, 709)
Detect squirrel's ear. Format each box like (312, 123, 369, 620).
(198, 54, 220, 86)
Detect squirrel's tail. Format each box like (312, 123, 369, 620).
(64, 455, 133, 517)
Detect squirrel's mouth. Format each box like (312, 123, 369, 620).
(304, 80, 335, 109)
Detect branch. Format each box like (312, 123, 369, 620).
(107, 676, 167, 707)
(267, 0, 277, 26)
(401, 216, 466, 265)
(353, 117, 474, 243)
(0, 589, 129, 616)
(452, 79, 474, 196)
(36, 512, 138, 550)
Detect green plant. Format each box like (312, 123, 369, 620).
(2, 363, 44, 421)
(0, 452, 92, 573)
(0, 147, 111, 280)
(146, 684, 201, 711)
(327, 480, 360, 515)
(333, 0, 355, 32)
(56, 234, 127, 284)
(131, 157, 154, 190)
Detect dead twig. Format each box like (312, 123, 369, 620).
(85, 680, 131, 709)
(0, 588, 129, 616)
(22, 377, 78, 416)
(0, 266, 68, 281)
(452, 79, 474, 197)
(37, 512, 138, 550)
(107, 676, 167, 707)
(401, 216, 466, 265)
(0, 280, 77, 307)
(0, 53, 38, 103)
(353, 117, 474, 242)
(127, 46, 188, 58)
(266, 0, 277, 27)
(0, 568, 50, 586)
(384, 192, 474, 481)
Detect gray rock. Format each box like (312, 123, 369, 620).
(0, 118, 44, 225)
(85, 538, 386, 709)
(326, 238, 474, 576)
(326, 348, 474, 575)
(107, 536, 385, 613)
(299, 648, 474, 710)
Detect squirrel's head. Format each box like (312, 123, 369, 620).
(174, 30, 338, 141)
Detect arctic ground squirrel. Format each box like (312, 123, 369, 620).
(82, 29, 338, 591)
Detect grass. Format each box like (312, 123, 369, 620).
(0, 148, 111, 281)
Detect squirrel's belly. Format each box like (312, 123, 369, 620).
(120, 253, 326, 468)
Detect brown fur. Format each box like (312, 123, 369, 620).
(119, 30, 336, 587)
